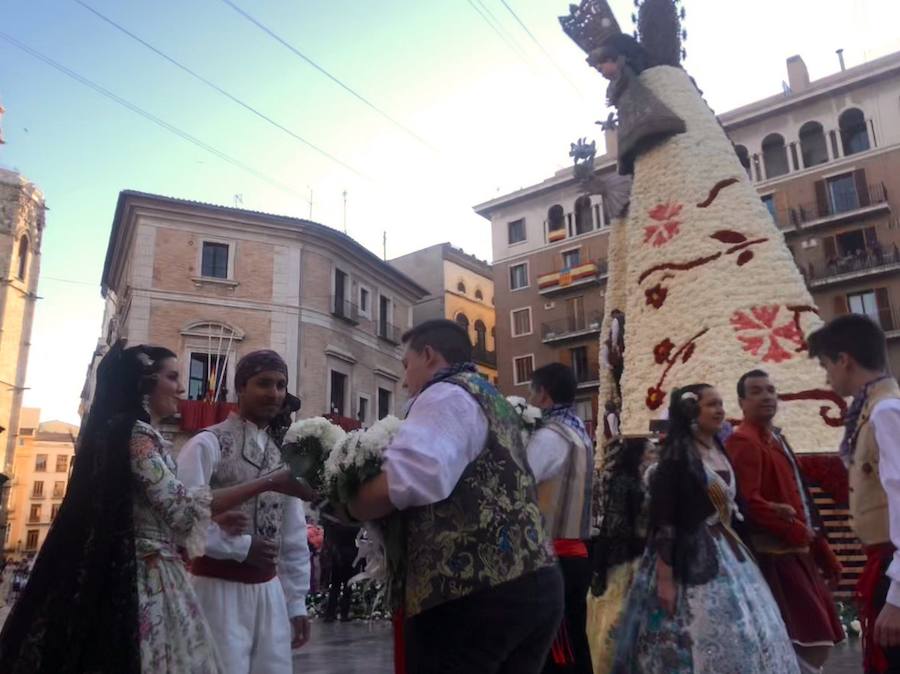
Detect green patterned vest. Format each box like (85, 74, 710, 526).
(403, 371, 555, 617)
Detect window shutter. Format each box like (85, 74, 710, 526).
(876, 287, 894, 331)
(855, 169, 870, 207)
(815, 180, 830, 218)
(823, 236, 837, 260)
(833, 295, 849, 316)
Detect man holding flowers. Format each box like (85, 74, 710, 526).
(349, 319, 563, 674)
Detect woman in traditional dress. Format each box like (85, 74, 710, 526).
(0, 341, 307, 673)
(587, 437, 650, 674)
(611, 384, 800, 674)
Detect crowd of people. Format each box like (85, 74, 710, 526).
(0, 314, 895, 674)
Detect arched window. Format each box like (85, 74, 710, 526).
(762, 134, 789, 178)
(474, 288, 484, 300)
(456, 281, 466, 294)
(547, 204, 566, 241)
(799, 121, 828, 168)
(840, 108, 870, 156)
(474, 320, 487, 352)
(574, 195, 593, 235)
(734, 144, 751, 179)
(455, 313, 469, 335)
(16, 235, 28, 281)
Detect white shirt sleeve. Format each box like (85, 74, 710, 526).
(176, 431, 252, 562)
(872, 398, 900, 607)
(383, 383, 488, 510)
(526, 428, 570, 484)
(607, 412, 620, 437)
(278, 496, 311, 618)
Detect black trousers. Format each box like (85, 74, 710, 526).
(405, 565, 564, 674)
(542, 556, 593, 674)
(870, 555, 900, 674)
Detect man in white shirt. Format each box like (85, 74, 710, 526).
(349, 319, 562, 674)
(809, 315, 900, 673)
(177, 350, 312, 674)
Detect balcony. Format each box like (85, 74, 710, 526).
(378, 321, 401, 345)
(774, 183, 890, 234)
(331, 297, 360, 325)
(542, 312, 604, 344)
(574, 363, 601, 388)
(537, 261, 608, 296)
(806, 248, 900, 289)
(473, 347, 497, 369)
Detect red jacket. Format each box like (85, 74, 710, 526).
(726, 421, 841, 575)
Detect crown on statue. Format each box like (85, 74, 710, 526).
(559, 0, 622, 55)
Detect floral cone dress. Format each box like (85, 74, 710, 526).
(129, 421, 222, 673)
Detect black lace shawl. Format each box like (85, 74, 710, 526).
(0, 343, 142, 673)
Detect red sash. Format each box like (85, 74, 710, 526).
(553, 539, 588, 558)
(190, 556, 276, 584)
(858, 542, 896, 674)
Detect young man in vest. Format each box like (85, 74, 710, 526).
(809, 315, 900, 673)
(177, 350, 312, 674)
(349, 319, 563, 674)
(526, 363, 594, 674)
(726, 369, 843, 674)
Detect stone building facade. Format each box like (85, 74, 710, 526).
(87, 191, 426, 441)
(390, 243, 497, 381)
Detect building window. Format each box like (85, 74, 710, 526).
(456, 313, 470, 336)
(32, 481, 44, 498)
(377, 387, 392, 420)
(513, 355, 535, 385)
(201, 242, 229, 279)
(562, 248, 581, 269)
(511, 308, 532, 337)
(508, 218, 526, 245)
(51, 504, 60, 521)
(547, 205, 566, 242)
(848, 289, 894, 331)
(329, 370, 347, 416)
(26, 530, 39, 550)
(474, 320, 487, 352)
(16, 235, 29, 281)
(840, 108, 870, 156)
(358, 286, 370, 318)
(357, 396, 369, 424)
(509, 263, 528, 291)
(570, 346, 590, 383)
(761, 195, 776, 221)
(762, 134, 789, 179)
(56, 455, 68, 473)
(827, 173, 859, 214)
(474, 288, 484, 301)
(574, 196, 593, 235)
(34, 455, 47, 472)
(53, 481, 65, 499)
(29, 504, 41, 523)
(332, 268, 357, 320)
(799, 121, 828, 168)
(734, 144, 751, 180)
(457, 281, 467, 294)
(188, 352, 228, 401)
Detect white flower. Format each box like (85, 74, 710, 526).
(506, 395, 527, 410)
(522, 405, 542, 425)
(283, 417, 347, 451)
(850, 619, 861, 634)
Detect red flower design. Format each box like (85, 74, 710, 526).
(654, 338, 675, 364)
(646, 386, 666, 410)
(645, 284, 668, 309)
(644, 202, 683, 248)
(731, 305, 806, 363)
(682, 342, 696, 363)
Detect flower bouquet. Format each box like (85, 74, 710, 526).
(506, 395, 543, 444)
(280, 417, 347, 491)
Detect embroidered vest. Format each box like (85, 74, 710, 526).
(403, 372, 555, 617)
(849, 378, 900, 545)
(538, 421, 593, 540)
(204, 414, 286, 541)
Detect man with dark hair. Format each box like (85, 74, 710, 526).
(526, 363, 594, 674)
(726, 370, 843, 674)
(809, 315, 900, 673)
(177, 350, 312, 674)
(349, 319, 563, 674)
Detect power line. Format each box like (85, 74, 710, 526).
(465, 0, 533, 66)
(71, 0, 369, 181)
(0, 32, 307, 200)
(496, 0, 585, 97)
(218, 0, 438, 152)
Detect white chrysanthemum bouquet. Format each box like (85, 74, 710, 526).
(324, 416, 403, 505)
(281, 417, 347, 492)
(506, 395, 543, 444)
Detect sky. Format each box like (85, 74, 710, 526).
(2, 0, 899, 424)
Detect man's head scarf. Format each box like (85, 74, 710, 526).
(235, 350, 289, 390)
